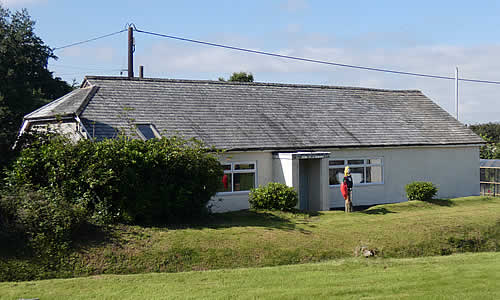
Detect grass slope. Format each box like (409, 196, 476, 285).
(73, 197, 500, 275)
(1, 252, 499, 299)
(2, 196, 500, 281)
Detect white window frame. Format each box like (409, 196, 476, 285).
(216, 161, 257, 195)
(135, 124, 161, 140)
(328, 157, 384, 187)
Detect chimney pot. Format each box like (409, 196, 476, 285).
(139, 65, 144, 78)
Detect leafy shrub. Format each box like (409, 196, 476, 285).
(249, 182, 298, 211)
(0, 189, 17, 237)
(405, 181, 438, 201)
(0, 186, 87, 259)
(6, 135, 222, 224)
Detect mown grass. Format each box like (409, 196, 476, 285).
(1, 252, 499, 299)
(1, 196, 499, 281)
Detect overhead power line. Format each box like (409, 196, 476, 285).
(135, 28, 500, 86)
(51, 26, 500, 86)
(53, 29, 127, 51)
(51, 64, 123, 72)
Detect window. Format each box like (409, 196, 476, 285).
(217, 162, 256, 193)
(329, 158, 383, 186)
(136, 124, 160, 140)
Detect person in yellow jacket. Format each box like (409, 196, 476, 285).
(343, 166, 353, 213)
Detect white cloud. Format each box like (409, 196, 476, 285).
(281, 0, 308, 13)
(60, 46, 83, 58)
(139, 40, 499, 124)
(61, 46, 117, 63)
(49, 45, 124, 81)
(285, 23, 302, 33)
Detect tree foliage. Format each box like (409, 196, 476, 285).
(5, 134, 223, 225)
(468, 123, 500, 159)
(477, 135, 500, 159)
(0, 5, 72, 168)
(0, 186, 87, 260)
(469, 123, 500, 143)
(219, 72, 254, 82)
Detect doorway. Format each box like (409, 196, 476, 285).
(298, 159, 321, 211)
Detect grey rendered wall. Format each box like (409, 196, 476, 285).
(209, 152, 273, 212)
(209, 146, 480, 212)
(29, 120, 85, 142)
(326, 146, 480, 208)
(272, 155, 294, 186)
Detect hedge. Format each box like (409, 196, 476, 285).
(5, 135, 223, 224)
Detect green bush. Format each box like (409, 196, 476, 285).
(5, 135, 222, 225)
(249, 182, 298, 211)
(405, 181, 438, 201)
(0, 186, 87, 259)
(0, 189, 17, 237)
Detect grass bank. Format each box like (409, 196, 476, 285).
(1, 252, 499, 299)
(1, 196, 499, 281)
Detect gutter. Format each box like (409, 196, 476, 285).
(23, 114, 75, 122)
(222, 142, 486, 153)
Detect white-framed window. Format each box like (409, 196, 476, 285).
(217, 162, 256, 193)
(328, 158, 383, 186)
(136, 124, 161, 140)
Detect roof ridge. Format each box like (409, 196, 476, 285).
(83, 75, 422, 93)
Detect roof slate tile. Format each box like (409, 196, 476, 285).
(38, 76, 484, 150)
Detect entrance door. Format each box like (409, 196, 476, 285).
(299, 171, 309, 210)
(299, 158, 322, 211)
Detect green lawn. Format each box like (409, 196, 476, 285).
(72, 196, 500, 275)
(1, 252, 499, 299)
(2, 196, 500, 281)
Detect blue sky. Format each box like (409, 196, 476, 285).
(2, 0, 500, 124)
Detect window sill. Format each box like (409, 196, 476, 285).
(216, 191, 251, 196)
(329, 182, 384, 188)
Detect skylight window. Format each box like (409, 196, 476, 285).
(136, 124, 160, 140)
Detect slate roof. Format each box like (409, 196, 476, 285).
(25, 86, 97, 120)
(26, 76, 484, 151)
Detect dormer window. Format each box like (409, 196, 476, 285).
(136, 124, 160, 140)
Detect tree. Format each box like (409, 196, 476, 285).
(469, 123, 500, 144)
(0, 5, 72, 168)
(219, 72, 254, 82)
(477, 135, 500, 159)
(468, 123, 500, 159)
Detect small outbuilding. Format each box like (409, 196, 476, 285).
(480, 159, 500, 196)
(20, 76, 484, 212)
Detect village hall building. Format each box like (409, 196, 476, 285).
(20, 76, 484, 212)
